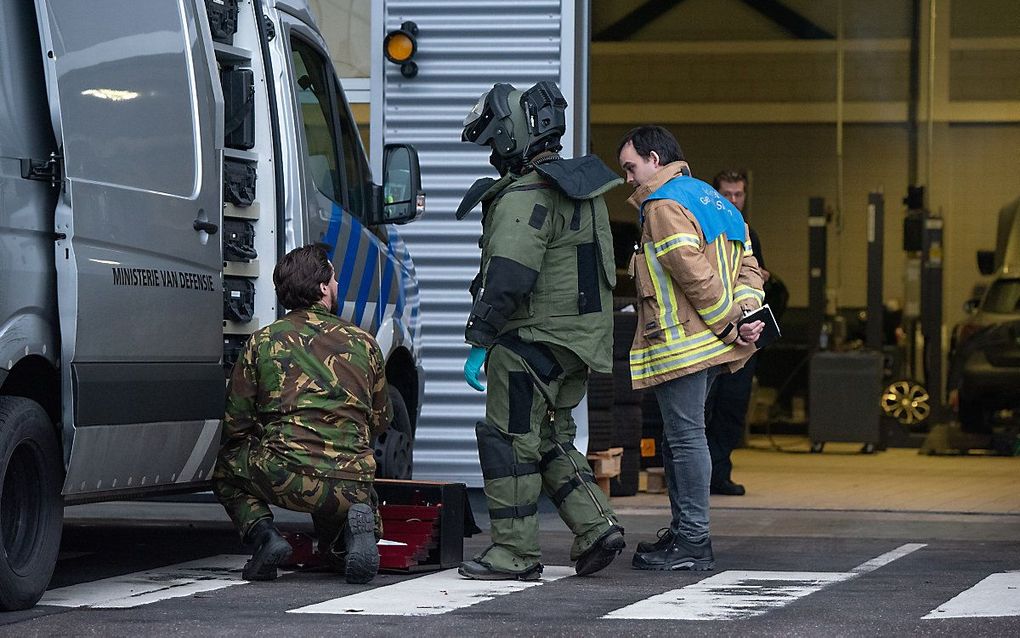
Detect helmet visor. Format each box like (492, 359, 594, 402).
(463, 91, 489, 129)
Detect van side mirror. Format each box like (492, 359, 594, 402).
(373, 143, 425, 225)
(976, 250, 996, 276)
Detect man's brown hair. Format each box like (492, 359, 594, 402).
(273, 244, 333, 310)
(712, 169, 748, 191)
(617, 125, 685, 165)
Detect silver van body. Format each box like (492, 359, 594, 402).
(0, 0, 423, 610)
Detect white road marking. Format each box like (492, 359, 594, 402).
(604, 570, 854, 621)
(923, 572, 1020, 619)
(40, 555, 252, 609)
(850, 543, 927, 574)
(36, 544, 944, 619)
(288, 566, 574, 616)
(604, 543, 927, 621)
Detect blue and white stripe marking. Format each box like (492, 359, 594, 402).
(319, 203, 420, 348)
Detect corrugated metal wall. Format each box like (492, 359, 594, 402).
(373, 0, 583, 485)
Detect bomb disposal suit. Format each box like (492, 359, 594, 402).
(456, 82, 626, 580)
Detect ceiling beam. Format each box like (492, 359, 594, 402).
(594, 0, 686, 42)
(740, 0, 834, 39)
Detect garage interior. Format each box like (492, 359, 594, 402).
(317, 0, 1018, 506)
(586, 0, 1019, 502)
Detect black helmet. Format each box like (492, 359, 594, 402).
(462, 81, 567, 169)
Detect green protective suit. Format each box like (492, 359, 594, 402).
(461, 153, 623, 573)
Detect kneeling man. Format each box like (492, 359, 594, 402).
(213, 244, 392, 584)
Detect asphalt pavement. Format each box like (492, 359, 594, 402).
(1, 495, 1017, 637)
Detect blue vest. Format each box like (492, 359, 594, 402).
(642, 176, 747, 244)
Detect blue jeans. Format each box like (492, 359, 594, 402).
(705, 356, 756, 485)
(653, 366, 721, 543)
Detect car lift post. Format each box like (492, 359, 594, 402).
(866, 192, 885, 350)
(922, 211, 945, 411)
(808, 197, 828, 349)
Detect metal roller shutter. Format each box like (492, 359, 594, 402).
(372, 0, 587, 485)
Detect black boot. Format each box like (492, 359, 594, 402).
(242, 518, 293, 581)
(342, 503, 380, 584)
(574, 526, 626, 576)
(458, 560, 543, 581)
(632, 534, 714, 571)
(635, 527, 675, 554)
(710, 479, 746, 496)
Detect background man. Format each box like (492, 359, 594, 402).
(213, 244, 391, 584)
(704, 169, 768, 496)
(618, 126, 764, 571)
(457, 81, 625, 581)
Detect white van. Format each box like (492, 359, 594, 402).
(0, 0, 424, 609)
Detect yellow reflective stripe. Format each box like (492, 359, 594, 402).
(733, 285, 765, 305)
(628, 330, 726, 365)
(698, 239, 732, 325)
(654, 233, 700, 257)
(630, 327, 715, 359)
(730, 241, 742, 280)
(631, 340, 735, 380)
(644, 242, 682, 341)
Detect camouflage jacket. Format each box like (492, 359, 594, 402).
(223, 303, 392, 481)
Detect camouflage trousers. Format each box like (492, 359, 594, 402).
(212, 437, 380, 555)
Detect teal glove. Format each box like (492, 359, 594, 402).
(464, 346, 487, 392)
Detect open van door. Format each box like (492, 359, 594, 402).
(34, 0, 225, 493)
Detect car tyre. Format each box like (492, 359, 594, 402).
(373, 387, 413, 479)
(958, 394, 992, 434)
(0, 396, 63, 611)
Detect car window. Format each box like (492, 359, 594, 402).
(983, 279, 1020, 314)
(291, 37, 343, 206)
(335, 78, 372, 221)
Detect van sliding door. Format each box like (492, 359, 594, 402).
(34, 0, 224, 492)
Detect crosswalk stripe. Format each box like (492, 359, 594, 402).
(604, 543, 927, 621)
(923, 572, 1020, 619)
(287, 566, 575, 616)
(40, 555, 252, 609)
(604, 570, 854, 620)
(851, 543, 927, 574)
(42, 543, 985, 621)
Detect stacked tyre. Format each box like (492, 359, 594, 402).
(586, 371, 615, 453)
(641, 391, 664, 469)
(610, 312, 641, 496)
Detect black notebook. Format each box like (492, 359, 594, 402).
(738, 303, 781, 350)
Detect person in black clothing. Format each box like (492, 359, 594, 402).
(704, 170, 767, 496)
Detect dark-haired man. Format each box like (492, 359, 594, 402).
(213, 244, 391, 584)
(618, 126, 764, 571)
(704, 169, 768, 496)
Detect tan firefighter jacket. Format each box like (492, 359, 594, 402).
(626, 162, 765, 389)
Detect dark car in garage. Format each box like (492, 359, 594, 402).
(949, 274, 1020, 432)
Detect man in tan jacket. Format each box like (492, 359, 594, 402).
(617, 126, 764, 571)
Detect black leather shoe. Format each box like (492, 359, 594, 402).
(632, 535, 714, 571)
(635, 527, 674, 554)
(710, 480, 746, 496)
(575, 526, 625, 576)
(458, 560, 543, 581)
(343, 504, 380, 584)
(242, 518, 293, 581)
